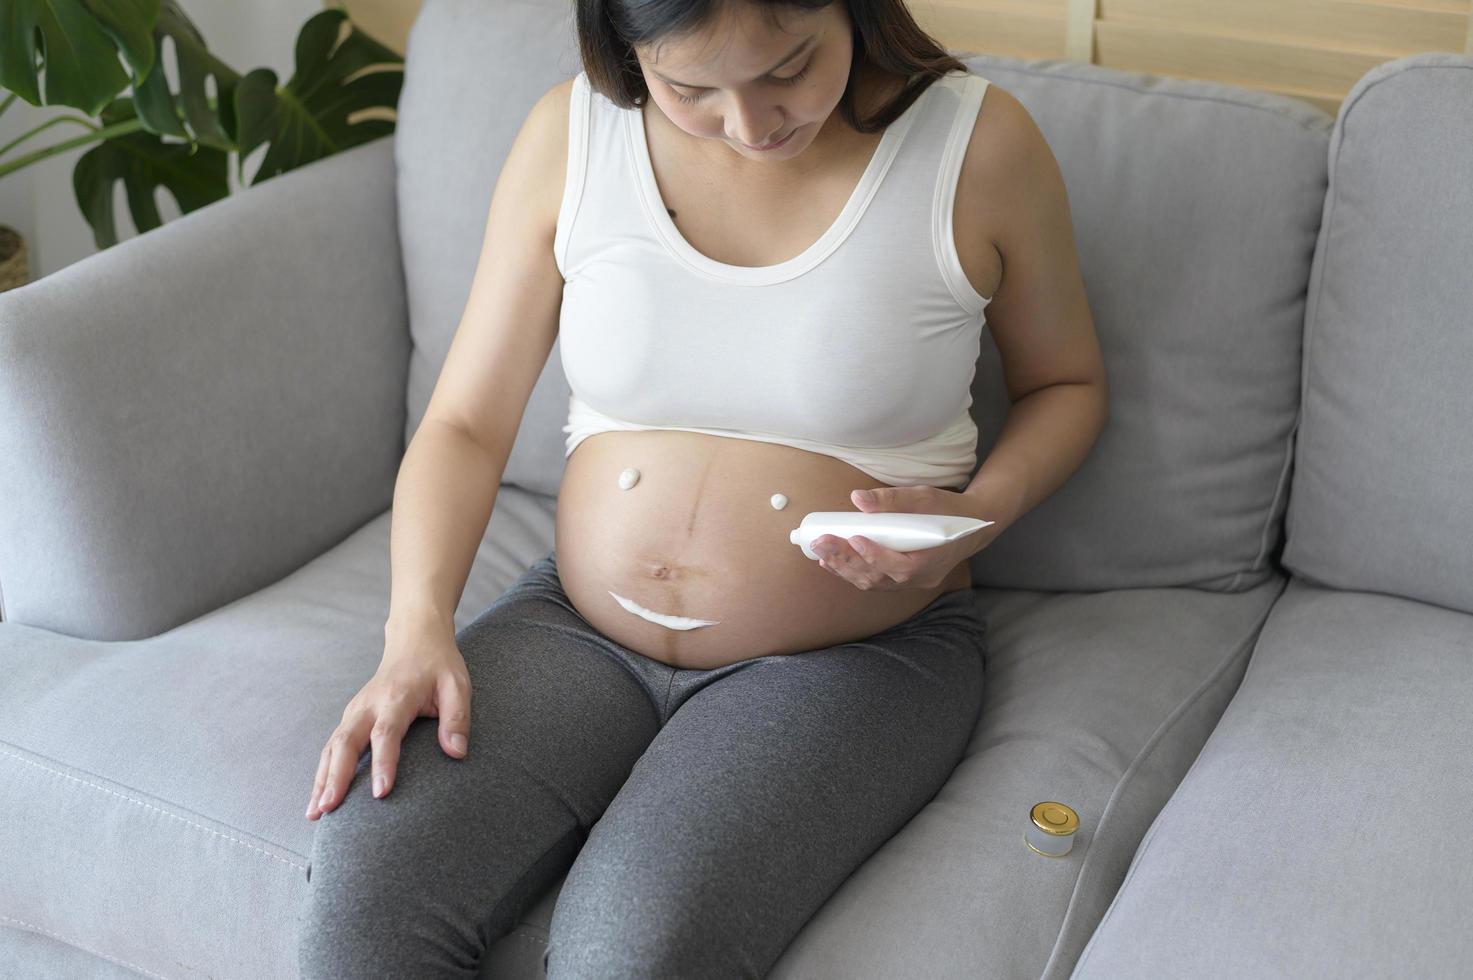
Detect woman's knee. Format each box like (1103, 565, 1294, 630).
(298, 751, 470, 976)
(298, 825, 429, 977)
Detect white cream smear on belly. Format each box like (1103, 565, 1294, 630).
(606, 467, 785, 629)
(608, 590, 720, 630)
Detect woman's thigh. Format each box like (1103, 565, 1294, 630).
(299, 551, 671, 979)
(542, 585, 989, 980)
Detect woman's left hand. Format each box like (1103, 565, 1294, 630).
(809, 485, 989, 592)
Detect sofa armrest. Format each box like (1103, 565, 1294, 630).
(0, 135, 409, 641)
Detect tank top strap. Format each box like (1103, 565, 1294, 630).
(853, 68, 992, 317)
(556, 70, 653, 282)
(553, 71, 591, 277)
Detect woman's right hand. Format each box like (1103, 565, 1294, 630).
(306, 629, 472, 821)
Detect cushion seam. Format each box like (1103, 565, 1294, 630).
(0, 742, 308, 874)
(1040, 575, 1287, 978)
(2, 911, 172, 980)
(960, 56, 1334, 135)
(1287, 48, 1348, 583)
(1063, 577, 1287, 976)
(1243, 407, 1303, 591)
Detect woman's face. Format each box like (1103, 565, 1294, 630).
(633, 1, 855, 162)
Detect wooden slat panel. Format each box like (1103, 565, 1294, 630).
(1065, 0, 1099, 61)
(924, 0, 1469, 112)
(338, 0, 418, 55)
(342, 0, 1473, 108)
(921, 0, 1072, 17)
(1102, 0, 1469, 57)
(912, 0, 1070, 59)
(1364, 0, 1467, 13)
(1095, 19, 1392, 113)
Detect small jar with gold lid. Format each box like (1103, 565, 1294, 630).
(1025, 801, 1079, 857)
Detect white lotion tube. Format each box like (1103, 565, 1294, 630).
(789, 512, 994, 561)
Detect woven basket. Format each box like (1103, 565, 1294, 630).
(0, 224, 30, 292)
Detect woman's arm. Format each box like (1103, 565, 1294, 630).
(956, 87, 1108, 556)
(959, 382, 1107, 557)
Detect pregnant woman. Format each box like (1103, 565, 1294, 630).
(299, 0, 1106, 975)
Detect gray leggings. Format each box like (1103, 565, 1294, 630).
(298, 548, 987, 979)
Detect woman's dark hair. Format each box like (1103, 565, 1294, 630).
(575, 0, 969, 133)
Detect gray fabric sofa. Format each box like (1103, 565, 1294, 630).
(2, 0, 1469, 974)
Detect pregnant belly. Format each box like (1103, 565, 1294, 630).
(554, 429, 974, 670)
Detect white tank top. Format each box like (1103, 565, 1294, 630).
(554, 67, 993, 489)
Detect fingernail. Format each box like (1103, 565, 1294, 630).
(450, 734, 467, 754)
(372, 775, 384, 798)
(318, 787, 333, 809)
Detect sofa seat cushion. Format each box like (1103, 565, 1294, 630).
(492, 574, 1290, 979)
(764, 574, 1286, 980)
(1070, 574, 1473, 978)
(0, 487, 559, 980)
(479, 574, 1288, 980)
(0, 925, 144, 980)
(1, 483, 1284, 979)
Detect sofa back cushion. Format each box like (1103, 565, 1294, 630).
(396, 0, 1332, 592)
(1281, 53, 1473, 614)
(396, 0, 581, 497)
(960, 54, 1331, 591)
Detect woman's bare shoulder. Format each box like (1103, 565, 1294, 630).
(520, 76, 579, 235)
(951, 80, 1041, 304)
(957, 81, 1105, 398)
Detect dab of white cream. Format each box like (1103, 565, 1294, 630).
(608, 590, 720, 631)
(770, 492, 788, 510)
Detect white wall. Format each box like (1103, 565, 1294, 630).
(0, 0, 324, 281)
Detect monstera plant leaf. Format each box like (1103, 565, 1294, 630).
(73, 96, 228, 248)
(234, 7, 401, 186)
(2, 1, 400, 250)
(0, 0, 157, 113)
(130, 0, 239, 150)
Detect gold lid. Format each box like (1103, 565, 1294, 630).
(1030, 801, 1079, 836)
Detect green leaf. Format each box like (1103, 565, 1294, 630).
(0, 0, 155, 113)
(73, 96, 228, 248)
(130, 0, 240, 149)
(234, 7, 401, 187)
(83, 0, 161, 83)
